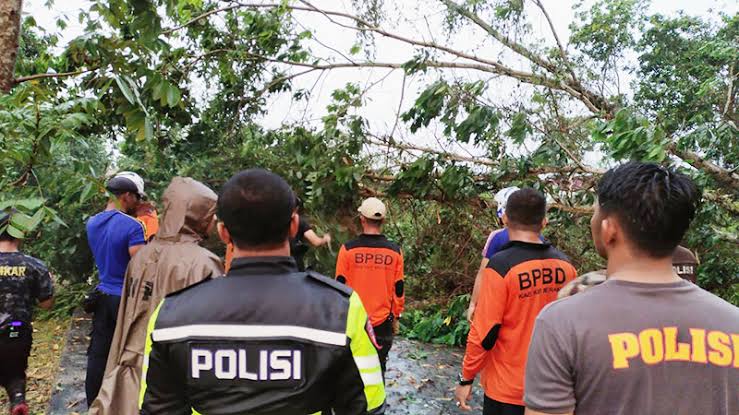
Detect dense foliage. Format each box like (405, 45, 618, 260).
(0, 0, 736, 331)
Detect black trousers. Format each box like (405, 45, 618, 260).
(0, 324, 32, 408)
(483, 395, 524, 415)
(373, 317, 394, 377)
(85, 293, 121, 407)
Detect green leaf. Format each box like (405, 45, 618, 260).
(507, 112, 532, 144)
(166, 84, 181, 108)
(5, 225, 25, 239)
(144, 117, 153, 141)
(61, 113, 91, 129)
(9, 212, 35, 232)
(152, 80, 164, 101)
(0, 198, 45, 211)
(28, 208, 46, 231)
(125, 75, 149, 115)
(44, 207, 68, 228)
(350, 44, 361, 55)
(115, 76, 136, 105)
(80, 182, 95, 203)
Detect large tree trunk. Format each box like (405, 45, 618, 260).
(0, 0, 22, 93)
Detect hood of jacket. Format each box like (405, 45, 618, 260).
(156, 177, 218, 243)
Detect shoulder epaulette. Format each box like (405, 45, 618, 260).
(165, 276, 215, 298)
(306, 270, 353, 296)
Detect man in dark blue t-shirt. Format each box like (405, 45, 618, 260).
(85, 172, 147, 406)
(0, 213, 55, 415)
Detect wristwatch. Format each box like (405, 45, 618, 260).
(458, 373, 474, 386)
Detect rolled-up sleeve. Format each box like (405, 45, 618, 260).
(524, 315, 576, 414)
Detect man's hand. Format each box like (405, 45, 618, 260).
(323, 233, 332, 246)
(455, 384, 473, 411)
(466, 304, 476, 323)
(392, 318, 400, 335)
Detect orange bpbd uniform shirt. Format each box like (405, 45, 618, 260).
(136, 206, 159, 241)
(462, 241, 577, 406)
(335, 234, 405, 327)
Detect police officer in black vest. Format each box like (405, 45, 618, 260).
(139, 169, 385, 414)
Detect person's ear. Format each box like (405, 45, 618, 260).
(217, 222, 232, 245)
(288, 212, 299, 238)
(541, 217, 548, 230)
(600, 217, 618, 249)
(502, 212, 509, 226)
(206, 215, 218, 237)
(128, 193, 139, 210)
(122, 193, 132, 211)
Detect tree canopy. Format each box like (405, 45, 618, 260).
(0, 0, 736, 305)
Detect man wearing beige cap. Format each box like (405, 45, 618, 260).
(336, 197, 405, 378)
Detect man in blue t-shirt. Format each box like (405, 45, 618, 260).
(84, 172, 147, 406)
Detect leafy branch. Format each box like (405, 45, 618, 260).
(13, 68, 98, 86)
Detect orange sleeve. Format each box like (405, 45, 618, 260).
(335, 245, 351, 285)
(462, 267, 508, 380)
(224, 243, 234, 273)
(391, 251, 405, 317)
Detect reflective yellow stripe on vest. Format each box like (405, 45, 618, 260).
(139, 299, 164, 409)
(346, 291, 386, 411)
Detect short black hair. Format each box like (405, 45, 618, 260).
(109, 189, 138, 199)
(597, 161, 701, 258)
(0, 233, 15, 242)
(505, 188, 547, 231)
(217, 169, 296, 249)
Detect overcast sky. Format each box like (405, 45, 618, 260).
(23, 0, 737, 161)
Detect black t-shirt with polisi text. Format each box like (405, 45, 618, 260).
(0, 252, 54, 324)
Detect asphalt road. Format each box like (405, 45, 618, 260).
(48, 315, 482, 415)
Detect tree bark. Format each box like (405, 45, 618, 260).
(0, 0, 22, 93)
(667, 143, 739, 191)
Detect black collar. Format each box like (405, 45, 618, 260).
(360, 233, 387, 239)
(228, 256, 298, 276)
(500, 240, 552, 250)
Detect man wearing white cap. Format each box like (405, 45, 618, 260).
(84, 171, 148, 406)
(336, 197, 405, 379)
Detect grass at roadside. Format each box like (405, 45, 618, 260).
(0, 318, 70, 415)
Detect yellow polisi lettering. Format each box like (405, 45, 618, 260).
(639, 329, 664, 365)
(707, 331, 732, 367)
(609, 327, 737, 369)
(690, 328, 708, 363)
(609, 333, 640, 369)
(664, 327, 691, 362)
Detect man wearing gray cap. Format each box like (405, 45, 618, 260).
(336, 197, 405, 379)
(84, 171, 148, 406)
